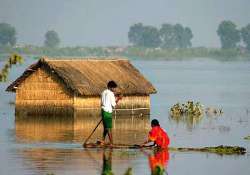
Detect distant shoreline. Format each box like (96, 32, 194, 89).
(0, 46, 250, 61)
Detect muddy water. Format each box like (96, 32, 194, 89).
(0, 58, 250, 175)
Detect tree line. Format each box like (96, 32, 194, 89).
(0, 23, 60, 48)
(128, 20, 250, 51)
(128, 23, 193, 49)
(0, 20, 250, 51)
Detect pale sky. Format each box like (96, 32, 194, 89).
(0, 0, 249, 47)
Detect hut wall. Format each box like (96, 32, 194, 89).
(115, 95, 151, 116)
(73, 95, 150, 116)
(15, 67, 74, 117)
(73, 96, 100, 117)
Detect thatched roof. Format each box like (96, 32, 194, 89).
(6, 57, 157, 96)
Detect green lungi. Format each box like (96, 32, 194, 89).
(101, 110, 112, 129)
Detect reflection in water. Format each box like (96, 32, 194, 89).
(15, 116, 75, 142)
(102, 149, 113, 175)
(15, 114, 150, 145)
(169, 114, 203, 131)
(16, 148, 138, 175)
(20, 148, 67, 174)
(150, 150, 169, 175)
(143, 149, 169, 175)
(101, 149, 134, 175)
(16, 148, 100, 175)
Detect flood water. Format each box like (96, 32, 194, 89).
(0, 57, 250, 175)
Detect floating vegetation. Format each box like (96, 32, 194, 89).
(169, 102, 225, 130)
(169, 145, 246, 155)
(0, 53, 23, 82)
(170, 101, 224, 119)
(170, 101, 204, 117)
(244, 135, 250, 140)
(84, 143, 246, 155)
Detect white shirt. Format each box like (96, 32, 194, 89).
(101, 89, 116, 113)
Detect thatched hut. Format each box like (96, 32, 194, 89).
(6, 57, 156, 117)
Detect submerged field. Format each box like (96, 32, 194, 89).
(0, 58, 250, 175)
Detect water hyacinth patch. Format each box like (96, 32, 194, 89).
(170, 101, 204, 117)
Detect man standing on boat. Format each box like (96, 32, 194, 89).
(101, 80, 122, 146)
(141, 119, 170, 149)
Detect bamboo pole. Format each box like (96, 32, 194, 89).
(82, 118, 103, 146)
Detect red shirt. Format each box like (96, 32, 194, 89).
(148, 126, 170, 149)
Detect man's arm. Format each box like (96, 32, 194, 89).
(141, 139, 155, 147)
(140, 130, 156, 147)
(115, 94, 122, 104)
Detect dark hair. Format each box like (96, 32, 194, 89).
(107, 80, 117, 89)
(151, 119, 160, 126)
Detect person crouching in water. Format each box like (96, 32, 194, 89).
(101, 80, 122, 146)
(141, 119, 170, 149)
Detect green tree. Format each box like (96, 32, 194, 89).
(217, 20, 240, 49)
(0, 23, 16, 46)
(44, 30, 60, 48)
(128, 23, 161, 47)
(174, 24, 193, 48)
(174, 24, 185, 48)
(141, 25, 161, 48)
(241, 24, 250, 51)
(159, 24, 177, 48)
(182, 27, 193, 48)
(160, 23, 193, 49)
(128, 23, 144, 46)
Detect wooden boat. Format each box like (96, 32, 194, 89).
(83, 142, 246, 155)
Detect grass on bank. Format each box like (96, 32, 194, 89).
(1, 46, 250, 61)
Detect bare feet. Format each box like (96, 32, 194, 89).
(97, 140, 105, 146)
(109, 143, 113, 148)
